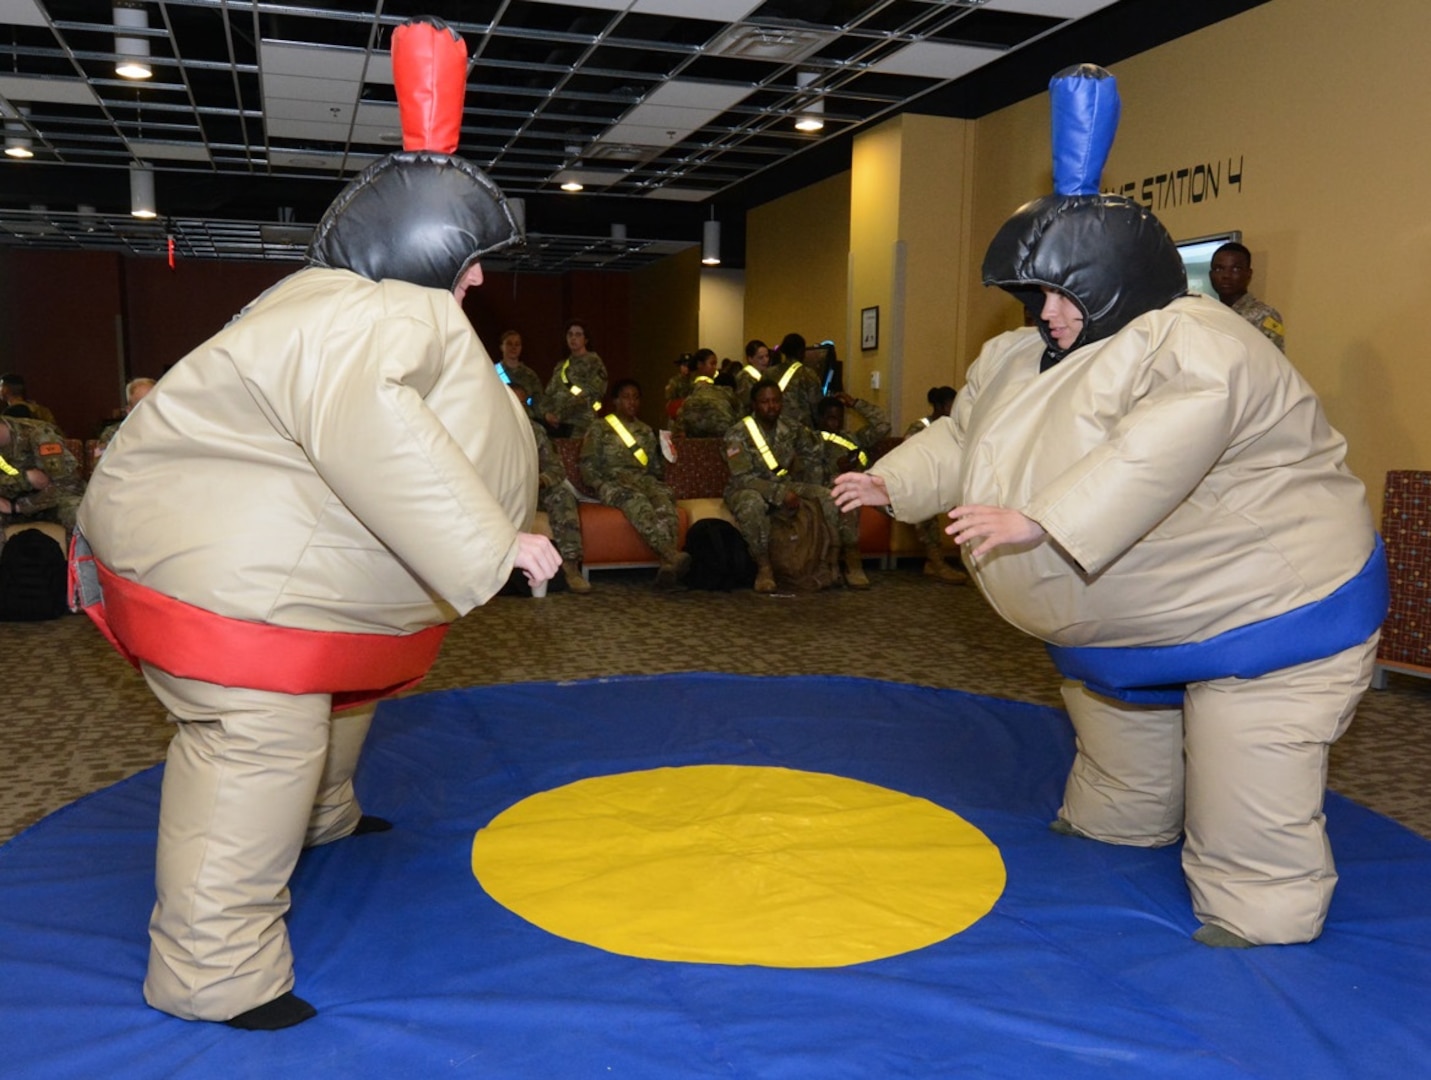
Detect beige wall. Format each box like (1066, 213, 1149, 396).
(698, 268, 746, 366)
(965, 0, 1431, 515)
(745, 171, 851, 356)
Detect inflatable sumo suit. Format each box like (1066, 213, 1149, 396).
(869, 65, 1386, 945)
(73, 19, 537, 1021)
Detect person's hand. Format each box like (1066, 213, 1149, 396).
(543, 412, 561, 430)
(513, 532, 561, 586)
(836, 392, 856, 407)
(831, 471, 889, 512)
(782, 489, 801, 512)
(946, 504, 1045, 560)
(25, 468, 50, 490)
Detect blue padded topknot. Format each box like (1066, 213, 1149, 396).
(1050, 63, 1120, 197)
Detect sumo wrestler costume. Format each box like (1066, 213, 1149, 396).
(868, 66, 1386, 946)
(73, 19, 537, 1026)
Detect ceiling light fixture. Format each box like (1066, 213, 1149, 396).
(560, 178, 584, 193)
(794, 72, 824, 133)
(130, 163, 157, 218)
(114, 3, 153, 81)
(4, 106, 33, 159)
(702, 213, 720, 266)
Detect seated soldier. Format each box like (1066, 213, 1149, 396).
(663, 352, 696, 425)
(527, 402, 590, 595)
(723, 379, 863, 593)
(767, 333, 823, 431)
(579, 379, 688, 588)
(494, 331, 546, 425)
(0, 414, 84, 532)
(0, 373, 60, 430)
(97, 377, 157, 445)
(676, 349, 741, 437)
(904, 386, 967, 584)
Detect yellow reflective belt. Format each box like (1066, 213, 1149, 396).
(742, 364, 761, 382)
(742, 416, 786, 476)
(605, 414, 649, 467)
(918, 417, 931, 428)
(0, 453, 17, 477)
(821, 430, 868, 468)
(693, 375, 714, 386)
(561, 360, 601, 412)
(778, 363, 800, 391)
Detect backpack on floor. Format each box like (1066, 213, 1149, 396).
(768, 498, 839, 592)
(0, 527, 69, 621)
(683, 517, 756, 591)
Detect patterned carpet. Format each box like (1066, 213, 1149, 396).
(3, 563, 1429, 845)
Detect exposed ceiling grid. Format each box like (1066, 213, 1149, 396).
(0, 0, 1269, 270)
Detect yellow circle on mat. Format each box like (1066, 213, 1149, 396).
(471, 764, 1005, 967)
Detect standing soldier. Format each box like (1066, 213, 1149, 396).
(734, 339, 771, 404)
(767, 333, 824, 430)
(0, 415, 84, 531)
(579, 379, 688, 588)
(494, 331, 545, 423)
(540, 319, 607, 436)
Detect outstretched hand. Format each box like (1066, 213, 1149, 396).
(513, 532, 562, 586)
(946, 504, 1045, 560)
(831, 471, 889, 513)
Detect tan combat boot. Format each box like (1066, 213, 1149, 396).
(561, 560, 592, 594)
(655, 550, 690, 590)
(754, 556, 776, 594)
(843, 547, 870, 590)
(923, 545, 968, 585)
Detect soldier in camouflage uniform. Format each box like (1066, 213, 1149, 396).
(676, 350, 742, 437)
(1209, 242, 1286, 352)
(528, 411, 590, 595)
(539, 319, 607, 436)
(812, 392, 889, 588)
(724, 379, 858, 592)
(0, 414, 84, 531)
(767, 332, 824, 431)
(579, 379, 688, 588)
(903, 386, 967, 584)
(663, 353, 696, 425)
(733, 339, 771, 405)
(495, 331, 547, 425)
(97, 377, 157, 446)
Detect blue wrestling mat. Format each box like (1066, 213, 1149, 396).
(2, 674, 1429, 1078)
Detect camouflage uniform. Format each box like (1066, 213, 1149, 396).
(675, 376, 742, 437)
(905, 417, 947, 549)
(0, 416, 84, 531)
(541, 351, 607, 435)
(733, 363, 767, 407)
(499, 359, 546, 422)
(663, 371, 694, 407)
(1232, 293, 1286, 352)
(768, 360, 823, 430)
(809, 398, 889, 547)
(723, 414, 844, 555)
(579, 413, 680, 560)
(532, 421, 582, 564)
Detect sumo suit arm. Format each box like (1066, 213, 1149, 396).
(1022, 325, 1245, 577)
(286, 304, 527, 613)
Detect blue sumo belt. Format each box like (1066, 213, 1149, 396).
(1046, 536, 1389, 706)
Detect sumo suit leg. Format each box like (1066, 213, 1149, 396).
(1058, 681, 1186, 847)
(1181, 635, 1378, 945)
(304, 701, 378, 848)
(141, 666, 332, 1021)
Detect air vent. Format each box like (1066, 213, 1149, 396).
(705, 24, 838, 63)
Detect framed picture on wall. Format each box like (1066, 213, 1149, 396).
(861, 306, 879, 350)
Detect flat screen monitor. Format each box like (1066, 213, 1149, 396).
(1176, 231, 1240, 297)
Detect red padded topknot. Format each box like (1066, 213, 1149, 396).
(392, 18, 467, 154)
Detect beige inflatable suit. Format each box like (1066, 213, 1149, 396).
(845, 66, 1386, 948)
(74, 18, 553, 1028)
